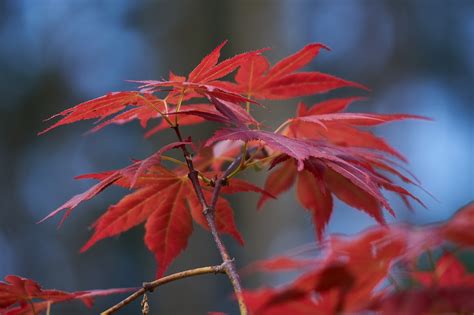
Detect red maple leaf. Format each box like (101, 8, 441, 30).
(205, 125, 423, 240)
(243, 226, 406, 314)
(412, 252, 474, 288)
(0, 275, 131, 315)
(288, 98, 429, 162)
(39, 91, 164, 135)
(216, 43, 368, 99)
(42, 146, 270, 277)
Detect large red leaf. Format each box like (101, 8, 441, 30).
(229, 43, 368, 99)
(288, 98, 429, 163)
(205, 128, 340, 170)
(43, 146, 271, 276)
(39, 92, 163, 134)
(73, 166, 243, 277)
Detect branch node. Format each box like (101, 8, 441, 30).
(203, 206, 214, 217)
(187, 170, 199, 181)
(142, 282, 154, 293)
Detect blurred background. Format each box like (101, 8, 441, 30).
(0, 0, 473, 313)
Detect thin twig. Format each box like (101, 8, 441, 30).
(101, 264, 226, 315)
(171, 124, 249, 315)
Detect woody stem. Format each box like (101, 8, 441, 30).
(171, 125, 248, 315)
(101, 264, 226, 315)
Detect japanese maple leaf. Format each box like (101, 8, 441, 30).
(287, 98, 429, 162)
(39, 91, 164, 135)
(243, 227, 407, 315)
(205, 126, 422, 240)
(45, 165, 241, 277)
(0, 275, 131, 315)
(42, 144, 269, 277)
(412, 252, 474, 288)
(135, 40, 264, 104)
(217, 43, 368, 99)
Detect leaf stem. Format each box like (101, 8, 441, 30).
(101, 264, 226, 315)
(160, 155, 186, 166)
(274, 119, 292, 134)
(138, 95, 174, 127)
(174, 90, 185, 125)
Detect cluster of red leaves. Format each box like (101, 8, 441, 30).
(0, 275, 131, 315)
(242, 203, 474, 315)
(37, 41, 426, 277)
(29, 41, 468, 314)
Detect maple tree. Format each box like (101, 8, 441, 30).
(3, 41, 473, 314)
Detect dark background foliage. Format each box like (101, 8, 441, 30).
(0, 0, 472, 313)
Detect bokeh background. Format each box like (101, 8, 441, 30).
(1, 0, 473, 314)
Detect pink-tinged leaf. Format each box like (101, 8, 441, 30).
(262, 72, 369, 99)
(39, 92, 162, 134)
(325, 168, 385, 223)
(297, 170, 333, 240)
(206, 95, 258, 126)
(131, 141, 190, 187)
(205, 128, 321, 170)
(258, 159, 297, 209)
(145, 181, 193, 277)
(188, 41, 228, 82)
(325, 161, 393, 218)
(296, 124, 409, 162)
(295, 112, 429, 127)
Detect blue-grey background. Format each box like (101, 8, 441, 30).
(0, 0, 473, 314)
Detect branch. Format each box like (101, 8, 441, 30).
(171, 125, 248, 315)
(101, 264, 226, 315)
